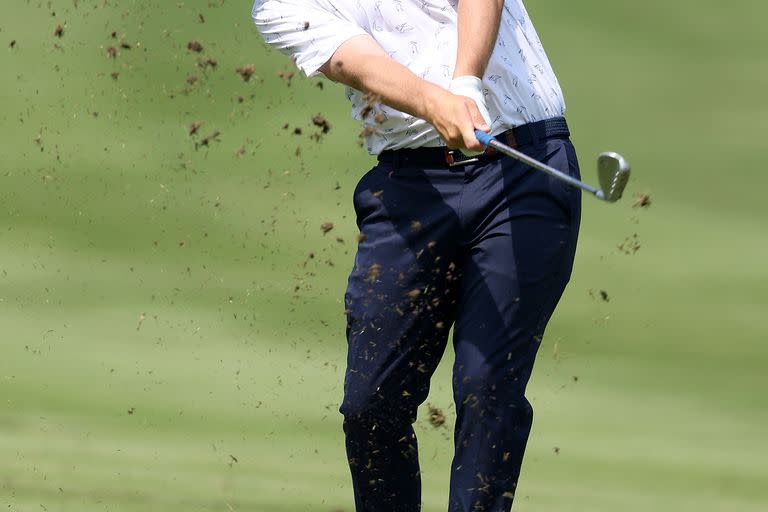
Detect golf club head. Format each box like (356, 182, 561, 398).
(596, 152, 631, 202)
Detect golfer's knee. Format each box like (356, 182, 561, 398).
(340, 386, 414, 425)
(455, 364, 531, 412)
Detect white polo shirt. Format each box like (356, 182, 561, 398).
(252, 0, 566, 154)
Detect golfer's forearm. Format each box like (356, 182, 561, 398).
(454, 0, 505, 78)
(320, 35, 447, 123)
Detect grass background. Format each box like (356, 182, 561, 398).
(1, 0, 766, 510)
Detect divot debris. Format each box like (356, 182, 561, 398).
(427, 404, 446, 428)
(236, 64, 256, 82)
(311, 114, 332, 134)
(187, 40, 204, 53)
(632, 192, 651, 208)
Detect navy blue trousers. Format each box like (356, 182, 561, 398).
(341, 136, 581, 511)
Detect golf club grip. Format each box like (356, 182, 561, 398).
(474, 129, 494, 146)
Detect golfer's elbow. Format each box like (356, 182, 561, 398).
(318, 58, 344, 83)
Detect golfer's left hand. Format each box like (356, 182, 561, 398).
(448, 75, 492, 155)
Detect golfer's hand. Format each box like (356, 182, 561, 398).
(428, 76, 492, 153)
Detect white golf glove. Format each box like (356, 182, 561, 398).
(448, 75, 492, 155)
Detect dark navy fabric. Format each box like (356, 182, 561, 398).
(341, 135, 581, 512)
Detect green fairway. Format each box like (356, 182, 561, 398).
(1, 1, 766, 511)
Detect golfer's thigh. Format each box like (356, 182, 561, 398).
(342, 167, 460, 415)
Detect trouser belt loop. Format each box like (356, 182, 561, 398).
(503, 130, 518, 149)
(527, 122, 541, 147)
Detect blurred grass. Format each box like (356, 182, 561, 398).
(1, 1, 767, 511)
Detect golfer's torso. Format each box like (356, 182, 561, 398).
(347, 0, 565, 154)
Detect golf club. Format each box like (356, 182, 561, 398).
(474, 130, 631, 202)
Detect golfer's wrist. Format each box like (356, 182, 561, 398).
(449, 75, 484, 94)
(420, 85, 452, 125)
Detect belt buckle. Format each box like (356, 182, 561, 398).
(445, 149, 480, 167)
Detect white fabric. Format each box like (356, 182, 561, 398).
(252, 0, 566, 154)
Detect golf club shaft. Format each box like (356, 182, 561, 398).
(474, 130, 602, 198)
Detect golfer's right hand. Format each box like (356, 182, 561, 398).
(427, 76, 491, 153)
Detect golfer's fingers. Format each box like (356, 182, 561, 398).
(461, 103, 486, 152)
(445, 133, 462, 150)
(443, 121, 465, 150)
(467, 100, 490, 132)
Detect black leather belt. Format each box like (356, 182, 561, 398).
(378, 117, 570, 168)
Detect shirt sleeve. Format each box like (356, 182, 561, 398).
(252, 0, 370, 77)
